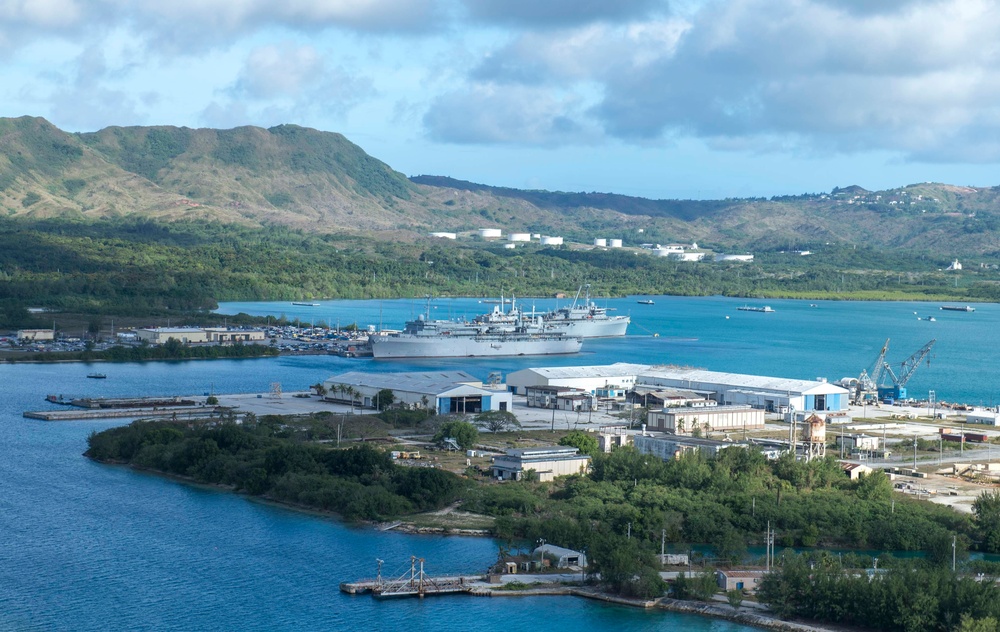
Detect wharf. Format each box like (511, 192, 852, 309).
(340, 575, 481, 598)
(24, 406, 219, 421)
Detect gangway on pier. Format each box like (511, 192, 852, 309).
(371, 556, 470, 599)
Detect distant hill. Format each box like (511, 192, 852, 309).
(2, 117, 1000, 255)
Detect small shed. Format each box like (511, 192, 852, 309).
(716, 568, 767, 593)
(532, 544, 587, 569)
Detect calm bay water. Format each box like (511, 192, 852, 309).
(1, 351, 752, 630)
(3, 295, 995, 630)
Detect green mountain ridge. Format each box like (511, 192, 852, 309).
(1, 116, 999, 255)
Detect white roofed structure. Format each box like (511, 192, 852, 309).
(638, 367, 849, 413)
(324, 370, 512, 415)
(506, 362, 650, 395)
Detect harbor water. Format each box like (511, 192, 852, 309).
(1, 362, 754, 630)
(219, 294, 1000, 405)
(3, 295, 996, 630)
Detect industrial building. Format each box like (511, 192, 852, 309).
(490, 446, 590, 482)
(136, 327, 209, 344)
(17, 329, 55, 341)
(637, 367, 850, 413)
(965, 411, 999, 426)
(597, 426, 631, 452)
(323, 370, 513, 414)
(634, 434, 746, 460)
(647, 405, 765, 435)
(532, 544, 587, 568)
(203, 328, 267, 343)
(134, 327, 265, 345)
(506, 363, 648, 395)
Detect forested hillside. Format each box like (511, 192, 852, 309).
(1, 117, 1000, 255)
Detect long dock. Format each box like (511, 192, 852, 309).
(24, 406, 219, 421)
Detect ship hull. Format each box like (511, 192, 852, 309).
(371, 334, 582, 358)
(551, 318, 630, 338)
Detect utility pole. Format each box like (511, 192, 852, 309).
(627, 522, 632, 540)
(953, 535, 957, 572)
(661, 529, 666, 558)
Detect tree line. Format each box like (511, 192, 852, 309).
(85, 418, 466, 521)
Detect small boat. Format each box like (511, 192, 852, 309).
(919, 316, 936, 322)
(87, 373, 107, 379)
(737, 305, 775, 313)
(637, 299, 655, 305)
(292, 302, 320, 307)
(940, 305, 975, 312)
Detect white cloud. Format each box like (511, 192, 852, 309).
(423, 84, 597, 145)
(592, 0, 1000, 161)
(207, 42, 375, 126)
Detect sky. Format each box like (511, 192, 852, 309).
(3, 0, 1000, 199)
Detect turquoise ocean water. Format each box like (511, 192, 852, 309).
(2, 295, 995, 630)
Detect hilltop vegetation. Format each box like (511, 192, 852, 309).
(2, 117, 1000, 255)
(3, 214, 998, 329)
(2, 117, 1000, 324)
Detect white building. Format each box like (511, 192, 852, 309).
(533, 544, 587, 568)
(966, 411, 999, 426)
(637, 367, 849, 413)
(714, 254, 754, 262)
(647, 405, 765, 434)
(17, 329, 55, 341)
(202, 328, 267, 343)
(634, 434, 746, 460)
(947, 259, 963, 271)
(506, 363, 648, 395)
(323, 370, 513, 414)
(491, 446, 590, 482)
(136, 327, 208, 344)
(430, 232, 457, 240)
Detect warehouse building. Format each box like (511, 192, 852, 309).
(136, 327, 209, 344)
(17, 329, 55, 341)
(491, 446, 590, 482)
(203, 328, 267, 343)
(647, 405, 764, 434)
(637, 367, 849, 413)
(323, 370, 513, 414)
(506, 363, 649, 395)
(634, 433, 747, 460)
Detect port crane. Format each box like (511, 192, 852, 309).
(852, 338, 890, 404)
(878, 339, 936, 403)
(849, 338, 936, 404)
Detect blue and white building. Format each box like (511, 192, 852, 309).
(637, 367, 849, 413)
(323, 370, 513, 414)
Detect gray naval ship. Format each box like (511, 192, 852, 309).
(532, 284, 630, 338)
(370, 311, 583, 359)
(471, 285, 630, 338)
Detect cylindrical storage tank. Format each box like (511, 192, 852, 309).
(609, 239, 623, 248)
(540, 236, 563, 246)
(594, 238, 607, 247)
(531, 233, 541, 240)
(478, 228, 502, 239)
(508, 232, 531, 242)
(429, 232, 457, 240)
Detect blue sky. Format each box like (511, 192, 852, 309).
(3, 0, 1000, 199)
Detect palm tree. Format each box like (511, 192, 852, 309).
(345, 386, 357, 414)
